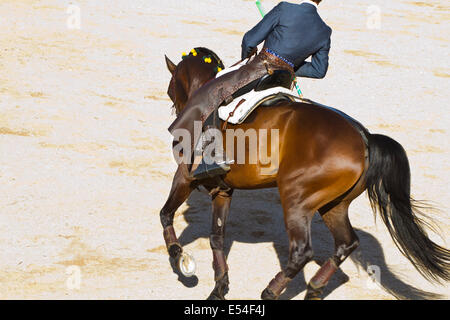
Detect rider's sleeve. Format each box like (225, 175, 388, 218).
(295, 37, 331, 79)
(241, 3, 282, 60)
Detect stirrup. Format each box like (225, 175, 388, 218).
(192, 158, 233, 180)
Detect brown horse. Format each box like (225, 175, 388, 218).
(160, 47, 450, 300)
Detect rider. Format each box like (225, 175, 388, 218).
(169, 0, 332, 180)
(242, 0, 331, 79)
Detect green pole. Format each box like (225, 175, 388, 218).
(255, 0, 266, 17)
(255, 1, 304, 99)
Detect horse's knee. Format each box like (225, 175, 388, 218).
(160, 209, 172, 227)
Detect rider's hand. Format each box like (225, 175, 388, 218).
(242, 47, 257, 60)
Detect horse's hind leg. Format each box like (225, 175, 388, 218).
(207, 189, 233, 300)
(261, 195, 315, 300)
(304, 201, 359, 300)
(160, 165, 195, 259)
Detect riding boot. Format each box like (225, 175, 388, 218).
(192, 125, 234, 180)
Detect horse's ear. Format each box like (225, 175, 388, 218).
(165, 55, 177, 75)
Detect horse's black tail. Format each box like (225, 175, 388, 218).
(365, 133, 450, 283)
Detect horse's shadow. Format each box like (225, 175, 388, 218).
(174, 188, 441, 300)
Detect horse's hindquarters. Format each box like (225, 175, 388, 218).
(277, 103, 367, 211)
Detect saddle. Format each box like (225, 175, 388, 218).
(218, 87, 298, 126)
(211, 70, 296, 126)
(208, 69, 294, 127)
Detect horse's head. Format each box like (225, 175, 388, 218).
(165, 48, 225, 115)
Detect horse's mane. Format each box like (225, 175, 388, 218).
(170, 47, 225, 115)
(192, 47, 225, 70)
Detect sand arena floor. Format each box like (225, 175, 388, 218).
(0, 0, 448, 299)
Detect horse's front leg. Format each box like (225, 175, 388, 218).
(160, 165, 196, 273)
(207, 189, 234, 300)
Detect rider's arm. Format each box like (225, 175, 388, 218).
(295, 37, 331, 79)
(241, 3, 282, 60)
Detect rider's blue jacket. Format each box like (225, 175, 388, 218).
(241, 1, 332, 79)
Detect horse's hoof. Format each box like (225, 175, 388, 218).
(304, 294, 322, 300)
(207, 293, 225, 300)
(261, 288, 278, 300)
(304, 287, 323, 300)
(178, 252, 196, 277)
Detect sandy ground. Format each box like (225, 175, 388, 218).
(0, 0, 449, 300)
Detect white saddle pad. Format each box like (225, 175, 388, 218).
(218, 87, 300, 125)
